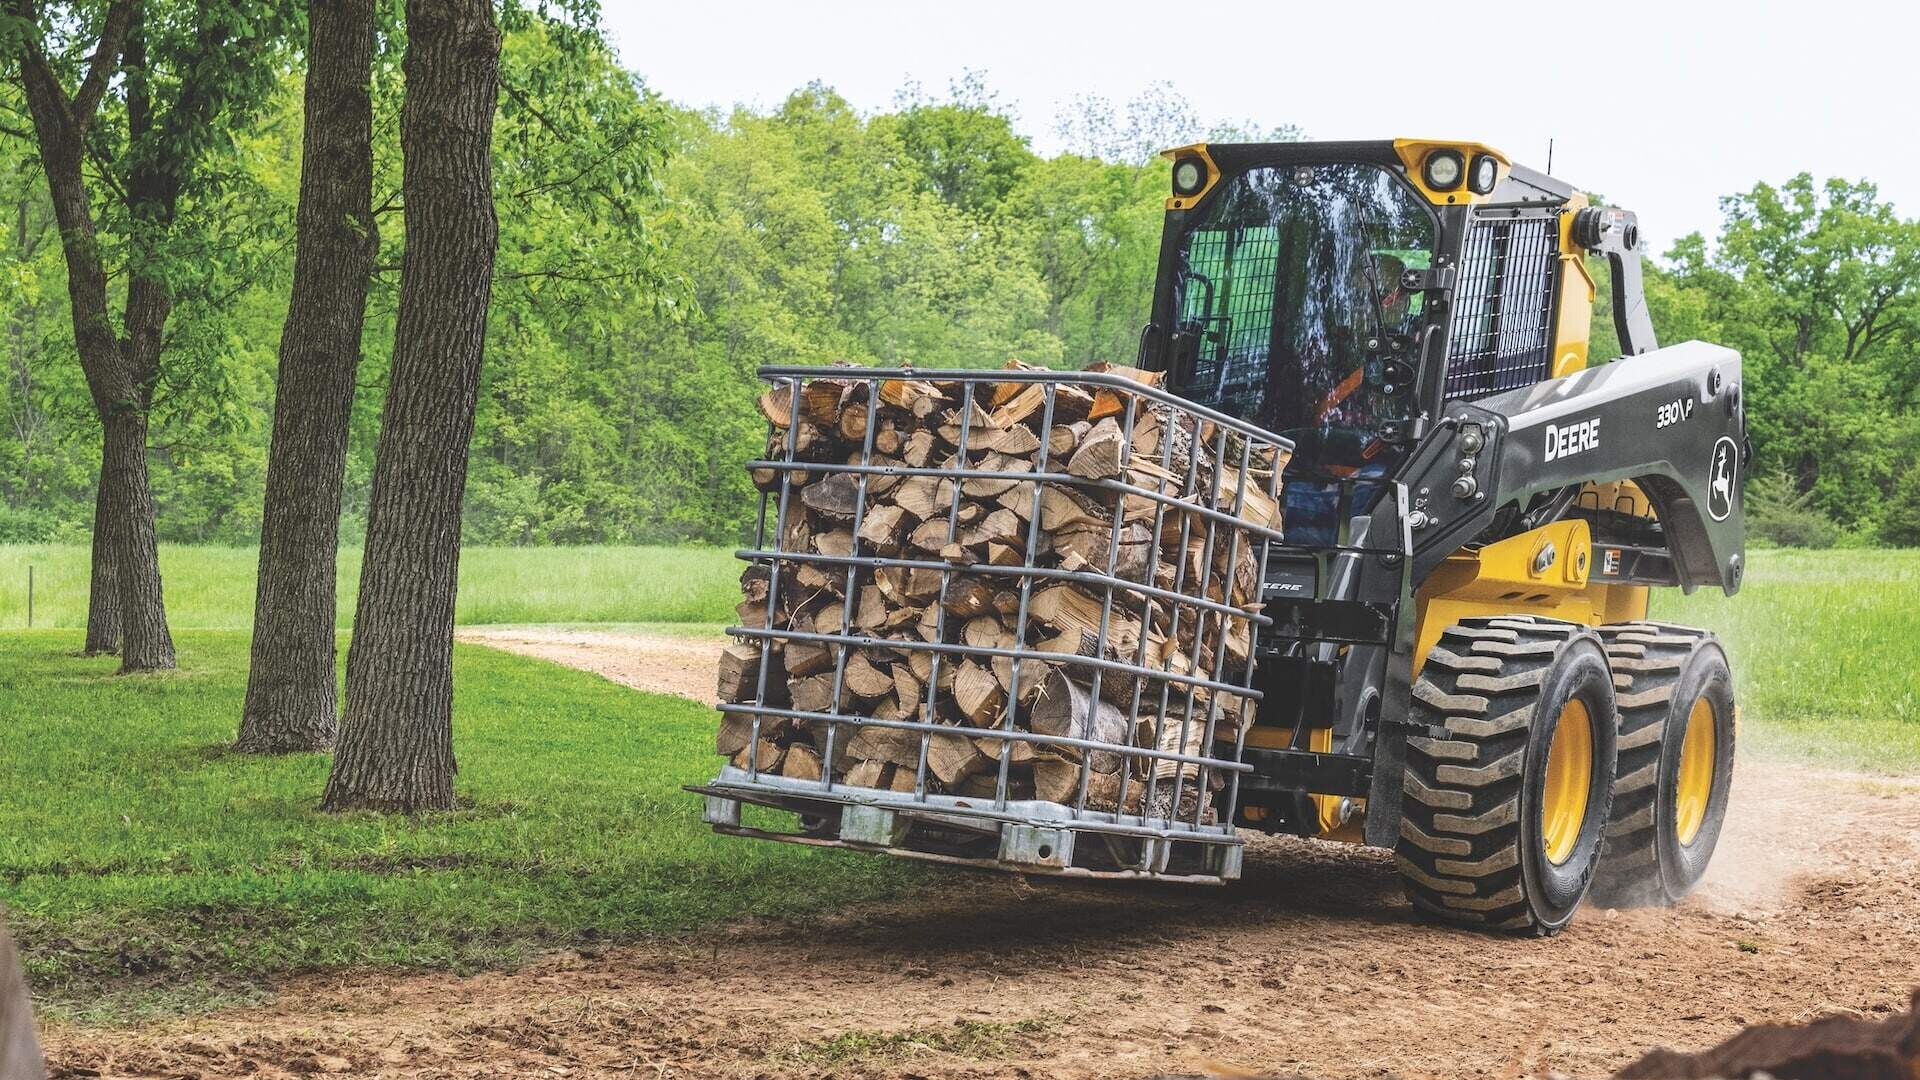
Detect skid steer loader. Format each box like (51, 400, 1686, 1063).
(694, 139, 1746, 935)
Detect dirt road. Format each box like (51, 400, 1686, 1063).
(44, 630, 1920, 1080)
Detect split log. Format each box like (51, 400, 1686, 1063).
(927, 729, 990, 785)
(843, 652, 895, 700)
(959, 507, 1022, 550)
(893, 664, 925, 715)
(757, 384, 795, 427)
(792, 561, 846, 597)
(782, 639, 835, 678)
(952, 660, 1005, 726)
(893, 475, 956, 520)
(975, 424, 1041, 456)
(940, 576, 998, 618)
(960, 452, 1032, 498)
(844, 724, 923, 768)
(1067, 417, 1125, 481)
(801, 472, 861, 518)
(1037, 484, 1108, 531)
(779, 743, 824, 781)
(1033, 754, 1135, 809)
(715, 712, 756, 756)
(857, 504, 908, 552)
(978, 733, 1036, 765)
(901, 428, 936, 468)
(731, 738, 785, 773)
(1029, 669, 1129, 773)
(852, 585, 890, 632)
(907, 517, 951, 553)
(717, 644, 766, 703)
(878, 378, 946, 415)
(992, 381, 1093, 427)
(1028, 584, 1141, 661)
(844, 759, 891, 789)
(788, 672, 852, 715)
(1052, 521, 1153, 581)
(937, 400, 997, 448)
(838, 401, 870, 444)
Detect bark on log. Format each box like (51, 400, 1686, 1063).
(1029, 669, 1128, 773)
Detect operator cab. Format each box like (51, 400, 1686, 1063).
(1139, 140, 1575, 546)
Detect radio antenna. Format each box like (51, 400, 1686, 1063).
(1547, 138, 1555, 175)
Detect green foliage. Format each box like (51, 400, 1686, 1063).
(0, 632, 927, 1011)
(0, 543, 739, 629)
(1743, 469, 1840, 548)
(3, 46, 1250, 546)
(1640, 173, 1920, 542)
(1881, 464, 1920, 547)
(5, 18, 1913, 551)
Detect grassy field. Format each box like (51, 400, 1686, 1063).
(0, 631, 921, 1020)
(0, 544, 740, 629)
(1653, 547, 1920, 770)
(0, 544, 1913, 1020)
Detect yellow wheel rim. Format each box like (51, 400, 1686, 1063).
(1675, 697, 1716, 846)
(1541, 699, 1594, 865)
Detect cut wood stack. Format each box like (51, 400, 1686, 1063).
(715, 359, 1286, 823)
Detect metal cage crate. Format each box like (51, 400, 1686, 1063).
(689, 366, 1294, 883)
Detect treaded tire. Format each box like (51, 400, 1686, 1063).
(1395, 617, 1618, 935)
(1589, 623, 1736, 908)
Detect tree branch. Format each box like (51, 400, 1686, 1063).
(71, 0, 135, 127)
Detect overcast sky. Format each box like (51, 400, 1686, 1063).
(602, 0, 1911, 257)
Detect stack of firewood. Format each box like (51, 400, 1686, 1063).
(715, 360, 1285, 820)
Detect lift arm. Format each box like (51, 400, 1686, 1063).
(1402, 341, 1746, 595)
(1574, 206, 1658, 358)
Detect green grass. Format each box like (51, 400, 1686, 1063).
(1653, 547, 1920, 772)
(0, 544, 740, 629)
(0, 544, 1915, 1021)
(0, 631, 923, 1018)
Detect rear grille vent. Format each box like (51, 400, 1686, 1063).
(1444, 214, 1561, 401)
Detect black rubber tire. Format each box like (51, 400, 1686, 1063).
(1395, 617, 1619, 935)
(1589, 623, 1737, 908)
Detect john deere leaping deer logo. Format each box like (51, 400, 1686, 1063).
(1708, 437, 1738, 522)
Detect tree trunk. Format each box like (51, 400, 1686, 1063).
(0, 916, 45, 1080)
(82, 470, 120, 655)
(12, 0, 173, 672)
(238, 0, 379, 754)
(322, 0, 501, 813)
(103, 408, 174, 672)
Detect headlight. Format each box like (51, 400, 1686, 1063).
(1468, 154, 1499, 195)
(1172, 158, 1207, 197)
(1422, 150, 1464, 191)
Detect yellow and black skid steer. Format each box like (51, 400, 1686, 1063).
(696, 139, 1746, 936)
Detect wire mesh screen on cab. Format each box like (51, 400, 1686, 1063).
(1182, 226, 1280, 418)
(1444, 214, 1561, 400)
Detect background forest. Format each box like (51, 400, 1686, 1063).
(0, 29, 1915, 551)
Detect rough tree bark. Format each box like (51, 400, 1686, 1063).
(82, 478, 118, 654)
(237, 0, 379, 754)
(322, 0, 501, 812)
(9, 0, 175, 671)
(0, 916, 45, 1080)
